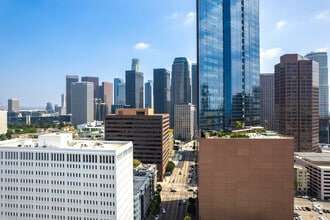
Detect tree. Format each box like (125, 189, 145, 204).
(0, 134, 7, 140)
(156, 184, 162, 194)
(187, 197, 197, 216)
(166, 161, 175, 172)
(133, 159, 141, 168)
(184, 216, 191, 220)
(234, 120, 244, 130)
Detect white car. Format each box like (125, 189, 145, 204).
(162, 208, 166, 214)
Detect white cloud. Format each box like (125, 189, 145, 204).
(315, 10, 330, 21)
(260, 48, 282, 59)
(315, 48, 328, 52)
(275, 20, 288, 31)
(134, 42, 150, 50)
(260, 48, 282, 73)
(184, 12, 195, 25)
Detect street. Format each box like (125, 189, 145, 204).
(158, 141, 198, 220)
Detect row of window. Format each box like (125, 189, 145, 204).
(0, 152, 116, 164)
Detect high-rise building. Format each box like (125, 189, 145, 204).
(199, 135, 294, 220)
(171, 57, 191, 127)
(145, 80, 153, 108)
(174, 103, 197, 141)
(0, 133, 134, 220)
(275, 54, 319, 152)
(71, 82, 94, 126)
(8, 98, 19, 113)
(114, 78, 126, 105)
(191, 63, 198, 106)
(0, 110, 7, 135)
(66, 75, 79, 114)
(305, 51, 330, 144)
(60, 93, 66, 115)
(100, 81, 113, 114)
(126, 59, 144, 108)
(305, 51, 329, 117)
(260, 73, 275, 130)
(45, 102, 54, 113)
(132, 58, 140, 72)
(81, 76, 100, 99)
(153, 68, 171, 114)
(197, 0, 260, 131)
(105, 108, 170, 180)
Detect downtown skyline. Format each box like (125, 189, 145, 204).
(1, 0, 330, 107)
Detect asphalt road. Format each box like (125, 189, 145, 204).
(157, 143, 198, 220)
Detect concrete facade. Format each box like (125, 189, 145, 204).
(0, 133, 134, 220)
(0, 110, 7, 135)
(105, 108, 170, 180)
(275, 54, 319, 152)
(198, 137, 294, 220)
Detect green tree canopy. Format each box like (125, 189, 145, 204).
(133, 159, 141, 168)
(166, 161, 175, 172)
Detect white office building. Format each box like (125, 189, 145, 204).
(295, 152, 330, 200)
(174, 103, 197, 141)
(0, 110, 7, 135)
(0, 133, 133, 220)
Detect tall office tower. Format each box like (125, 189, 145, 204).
(153, 68, 171, 114)
(45, 102, 54, 113)
(170, 57, 191, 127)
(199, 135, 294, 220)
(198, 0, 260, 131)
(81, 76, 100, 99)
(60, 93, 66, 115)
(131, 58, 140, 72)
(174, 103, 197, 141)
(0, 110, 7, 135)
(66, 75, 79, 114)
(94, 98, 108, 121)
(305, 52, 329, 117)
(71, 82, 94, 126)
(0, 133, 134, 220)
(145, 80, 153, 108)
(114, 78, 126, 105)
(191, 63, 198, 106)
(126, 60, 144, 108)
(100, 81, 113, 114)
(305, 51, 330, 143)
(105, 108, 170, 181)
(8, 98, 19, 112)
(260, 73, 275, 130)
(275, 54, 319, 152)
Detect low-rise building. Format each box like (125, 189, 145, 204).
(0, 110, 7, 135)
(0, 133, 134, 220)
(295, 152, 330, 200)
(199, 131, 294, 220)
(133, 164, 157, 220)
(294, 164, 309, 195)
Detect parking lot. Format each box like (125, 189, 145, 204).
(295, 197, 330, 219)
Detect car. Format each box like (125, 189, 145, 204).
(305, 207, 311, 211)
(188, 189, 193, 192)
(171, 189, 176, 192)
(182, 199, 186, 204)
(154, 214, 159, 220)
(162, 208, 166, 214)
(179, 171, 182, 175)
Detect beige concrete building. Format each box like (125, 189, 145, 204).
(199, 136, 294, 220)
(0, 110, 7, 135)
(294, 164, 309, 195)
(105, 108, 170, 180)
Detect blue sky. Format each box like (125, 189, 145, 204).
(1, 0, 330, 107)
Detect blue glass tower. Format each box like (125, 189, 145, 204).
(198, 0, 260, 131)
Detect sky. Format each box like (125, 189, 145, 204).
(1, 0, 330, 108)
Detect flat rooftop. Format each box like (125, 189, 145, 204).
(295, 152, 330, 167)
(0, 133, 129, 151)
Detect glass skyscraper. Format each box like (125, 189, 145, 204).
(198, 0, 260, 131)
